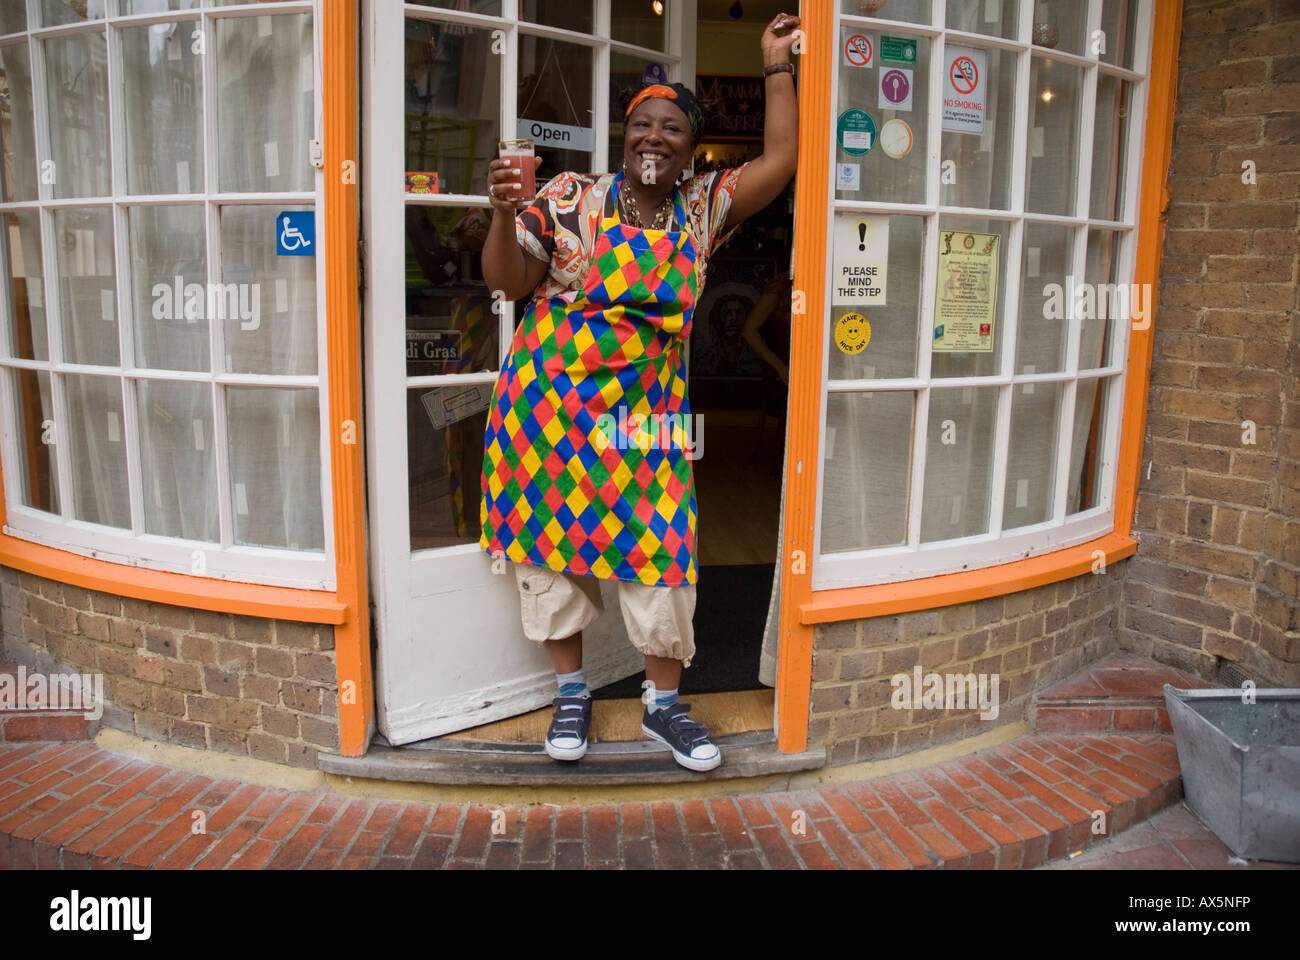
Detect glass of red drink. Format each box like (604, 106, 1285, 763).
(498, 139, 536, 203)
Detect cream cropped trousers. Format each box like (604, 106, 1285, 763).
(514, 563, 697, 665)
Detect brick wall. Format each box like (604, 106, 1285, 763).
(1125, 0, 1300, 686)
(0, 567, 339, 769)
(808, 569, 1126, 764)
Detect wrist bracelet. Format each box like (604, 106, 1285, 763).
(764, 62, 794, 77)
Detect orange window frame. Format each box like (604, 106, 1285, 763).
(773, 0, 1184, 753)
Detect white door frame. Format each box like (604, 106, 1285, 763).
(362, 0, 695, 745)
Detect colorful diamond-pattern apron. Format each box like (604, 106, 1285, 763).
(480, 173, 700, 587)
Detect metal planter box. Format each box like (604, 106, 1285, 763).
(1163, 685, 1300, 863)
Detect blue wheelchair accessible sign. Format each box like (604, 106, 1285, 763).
(276, 211, 315, 256)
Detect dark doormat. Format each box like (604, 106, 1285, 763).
(593, 563, 776, 699)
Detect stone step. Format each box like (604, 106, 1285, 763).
(321, 730, 825, 786)
(1032, 653, 1211, 734)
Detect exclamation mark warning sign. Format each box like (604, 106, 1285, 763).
(832, 214, 890, 307)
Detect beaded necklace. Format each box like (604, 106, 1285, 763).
(619, 181, 674, 231)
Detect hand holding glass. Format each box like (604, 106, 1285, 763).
(497, 139, 536, 203)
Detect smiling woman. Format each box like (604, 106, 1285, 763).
(476, 12, 801, 772)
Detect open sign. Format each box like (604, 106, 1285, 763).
(517, 119, 594, 152)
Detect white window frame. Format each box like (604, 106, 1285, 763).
(0, 0, 335, 591)
(813, 0, 1154, 591)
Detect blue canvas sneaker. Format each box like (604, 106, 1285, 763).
(641, 702, 721, 771)
(545, 695, 594, 761)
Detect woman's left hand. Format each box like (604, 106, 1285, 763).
(761, 13, 801, 65)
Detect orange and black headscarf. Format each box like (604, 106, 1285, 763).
(625, 82, 704, 143)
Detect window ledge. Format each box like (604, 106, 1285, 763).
(0, 533, 348, 625)
(799, 531, 1137, 625)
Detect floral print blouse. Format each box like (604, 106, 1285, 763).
(514, 164, 750, 302)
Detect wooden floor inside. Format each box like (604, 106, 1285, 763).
(441, 688, 775, 744)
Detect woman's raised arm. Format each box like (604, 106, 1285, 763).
(721, 13, 800, 233)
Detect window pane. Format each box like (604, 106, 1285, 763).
(1082, 229, 1125, 370)
(1, 43, 39, 202)
(829, 213, 922, 381)
(520, 0, 591, 34)
(226, 387, 324, 551)
(54, 207, 118, 366)
(405, 20, 501, 197)
(932, 217, 1011, 380)
(940, 46, 1016, 211)
(1025, 58, 1082, 216)
(840, 0, 931, 26)
(1031, 0, 1089, 55)
(409, 0, 502, 14)
(836, 30, 929, 205)
(1091, 76, 1132, 221)
(129, 205, 209, 372)
(122, 24, 204, 196)
(64, 373, 131, 528)
(216, 14, 314, 193)
(9, 369, 58, 513)
(126, 0, 200, 11)
(1003, 380, 1061, 530)
(1017, 223, 1074, 375)
(220, 205, 316, 375)
(406, 206, 500, 377)
(921, 386, 998, 542)
(821, 391, 915, 552)
(40, 0, 106, 27)
(408, 386, 488, 550)
(1099, 0, 1138, 68)
(137, 379, 217, 541)
(518, 36, 594, 176)
(0, 4, 25, 34)
(5, 209, 47, 360)
(946, 0, 1019, 39)
(1067, 376, 1114, 514)
(613, 0, 666, 51)
(45, 32, 110, 200)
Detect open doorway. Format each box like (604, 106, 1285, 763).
(373, 0, 796, 751)
(444, 0, 795, 747)
(591, 0, 796, 710)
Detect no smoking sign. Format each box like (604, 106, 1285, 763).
(843, 34, 873, 68)
(950, 56, 979, 94)
(943, 45, 988, 135)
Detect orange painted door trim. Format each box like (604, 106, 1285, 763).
(775, 2, 1185, 753)
(322, 0, 373, 758)
(775, 4, 830, 755)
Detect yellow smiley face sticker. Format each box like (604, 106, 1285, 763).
(835, 312, 872, 354)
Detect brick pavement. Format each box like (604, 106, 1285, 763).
(0, 731, 1211, 869)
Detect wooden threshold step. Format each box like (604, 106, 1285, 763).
(319, 731, 825, 786)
